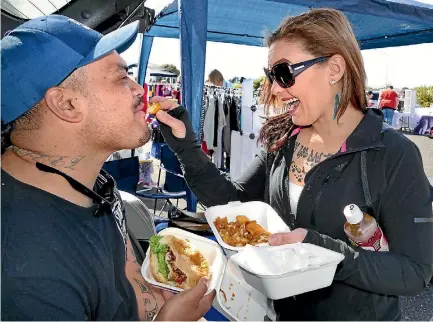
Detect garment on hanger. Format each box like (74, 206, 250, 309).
(215, 94, 226, 168)
(229, 131, 262, 181)
(222, 95, 232, 158)
(203, 95, 216, 149)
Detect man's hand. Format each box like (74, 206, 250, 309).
(155, 278, 216, 321)
(269, 228, 308, 246)
(150, 97, 186, 139)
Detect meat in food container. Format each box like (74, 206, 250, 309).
(205, 201, 291, 257)
(230, 243, 345, 300)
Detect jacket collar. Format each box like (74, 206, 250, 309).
(345, 108, 385, 151)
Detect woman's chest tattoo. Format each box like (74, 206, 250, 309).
(289, 142, 334, 183)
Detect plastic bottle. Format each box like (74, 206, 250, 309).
(343, 204, 389, 252)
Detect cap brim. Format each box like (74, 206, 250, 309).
(78, 21, 139, 68)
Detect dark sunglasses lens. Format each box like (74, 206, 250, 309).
(273, 63, 294, 88)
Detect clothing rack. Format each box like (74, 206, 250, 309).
(204, 85, 242, 96)
(199, 85, 243, 170)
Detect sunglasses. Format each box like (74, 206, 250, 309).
(264, 56, 330, 89)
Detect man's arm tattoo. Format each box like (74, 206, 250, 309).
(134, 278, 158, 321)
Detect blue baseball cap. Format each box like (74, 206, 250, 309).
(1, 15, 139, 124)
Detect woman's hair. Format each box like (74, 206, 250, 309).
(259, 9, 367, 152)
(207, 69, 224, 85)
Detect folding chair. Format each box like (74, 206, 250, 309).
(136, 144, 188, 216)
(102, 154, 139, 195)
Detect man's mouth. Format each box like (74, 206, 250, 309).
(134, 102, 145, 114)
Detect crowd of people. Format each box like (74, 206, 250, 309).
(1, 8, 432, 322)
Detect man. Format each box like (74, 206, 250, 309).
(1, 15, 215, 320)
(378, 85, 399, 124)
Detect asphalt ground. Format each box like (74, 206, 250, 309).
(400, 133, 432, 321)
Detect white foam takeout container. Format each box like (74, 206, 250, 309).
(205, 201, 291, 257)
(141, 228, 276, 321)
(214, 258, 275, 321)
(230, 243, 345, 300)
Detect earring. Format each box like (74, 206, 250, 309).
(330, 80, 336, 85)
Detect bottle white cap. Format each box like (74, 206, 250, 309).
(343, 204, 364, 224)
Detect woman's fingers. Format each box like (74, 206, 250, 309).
(155, 110, 186, 139)
(149, 96, 179, 111)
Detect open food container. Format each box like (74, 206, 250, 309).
(141, 228, 225, 294)
(230, 243, 345, 300)
(205, 201, 291, 257)
(141, 228, 276, 321)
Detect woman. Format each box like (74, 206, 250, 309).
(207, 69, 234, 88)
(152, 9, 433, 321)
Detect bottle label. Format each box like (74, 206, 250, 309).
(348, 224, 389, 252)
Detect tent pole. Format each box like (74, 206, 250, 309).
(138, 35, 154, 86)
(179, 0, 208, 212)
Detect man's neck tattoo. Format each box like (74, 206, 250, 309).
(12, 146, 85, 171)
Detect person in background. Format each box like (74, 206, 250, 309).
(161, 80, 172, 97)
(1, 15, 214, 321)
(207, 69, 234, 88)
(174, 75, 182, 104)
(378, 85, 399, 124)
(151, 8, 433, 321)
(367, 90, 375, 107)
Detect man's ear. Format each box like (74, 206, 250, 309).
(44, 87, 84, 123)
(328, 55, 346, 83)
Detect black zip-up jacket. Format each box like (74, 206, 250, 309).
(159, 107, 433, 321)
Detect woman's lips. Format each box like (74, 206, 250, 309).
(288, 102, 300, 116)
(282, 99, 300, 116)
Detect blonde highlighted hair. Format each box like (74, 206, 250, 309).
(259, 9, 367, 151)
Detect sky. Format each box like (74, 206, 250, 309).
(122, 37, 433, 89)
(121, 0, 433, 89)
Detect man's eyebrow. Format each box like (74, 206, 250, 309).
(112, 63, 129, 74)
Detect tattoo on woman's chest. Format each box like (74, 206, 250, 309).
(290, 142, 334, 182)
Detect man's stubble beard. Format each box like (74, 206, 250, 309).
(138, 130, 151, 147)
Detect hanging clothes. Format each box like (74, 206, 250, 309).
(200, 86, 242, 169)
(203, 95, 216, 149)
(215, 94, 226, 168)
(222, 95, 232, 158)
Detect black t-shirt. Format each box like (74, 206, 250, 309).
(1, 170, 139, 321)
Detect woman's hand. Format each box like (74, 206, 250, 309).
(150, 96, 186, 139)
(269, 228, 308, 246)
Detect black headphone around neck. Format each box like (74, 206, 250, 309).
(36, 162, 116, 217)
